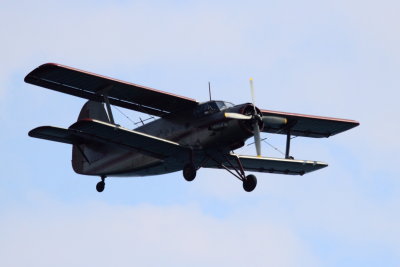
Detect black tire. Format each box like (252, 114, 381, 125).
(96, 181, 105, 193)
(243, 174, 257, 192)
(183, 164, 196, 182)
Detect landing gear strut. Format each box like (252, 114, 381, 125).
(96, 175, 106, 192)
(183, 164, 196, 181)
(208, 154, 258, 192)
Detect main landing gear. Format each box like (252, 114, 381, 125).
(96, 175, 106, 193)
(183, 150, 198, 182)
(183, 163, 197, 181)
(243, 174, 257, 192)
(182, 154, 258, 192)
(214, 155, 257, 192)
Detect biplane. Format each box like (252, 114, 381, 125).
(25, 63, 359, 192)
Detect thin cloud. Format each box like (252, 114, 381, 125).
(0, 202, 319, 267)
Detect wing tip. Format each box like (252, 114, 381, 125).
(28, 126, 53, 138)
(24, 62, 61, 84)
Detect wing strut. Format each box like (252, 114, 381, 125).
(103, 93, 115, 124)
(285, 129, 292, 159)
(97, 85, 115, 125)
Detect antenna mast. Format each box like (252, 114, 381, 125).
(208, 82, 212, 101)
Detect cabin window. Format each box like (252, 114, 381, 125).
(215, 101, 234, 111)
(193, 102, 218, 117)
(193, 101, 235, 117)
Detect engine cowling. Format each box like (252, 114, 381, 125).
(263, 116, 288, 127)
(238, 104, 264, 134)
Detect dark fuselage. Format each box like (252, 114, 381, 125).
(73, 101, 256, 177)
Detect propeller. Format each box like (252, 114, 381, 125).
(223, 79, 288, 157)
(223, 78, 263, 156)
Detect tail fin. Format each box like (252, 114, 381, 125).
(72, 101, 110, 174)
(77, 100, 110, 122)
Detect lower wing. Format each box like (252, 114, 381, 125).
(204, 154, 328, 175)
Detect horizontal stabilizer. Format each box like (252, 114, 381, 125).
(29, 119, 189, 160)
(205, 154, 328, 175)
(29, 126, 78, 144)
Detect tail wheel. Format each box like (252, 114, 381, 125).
(243, 174, 257, 192)
(96, 181, 105, 192)
(183, 164, 196, 182)
(96, 175, 106, 193)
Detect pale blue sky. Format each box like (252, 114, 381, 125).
(1, 0, 399, 266)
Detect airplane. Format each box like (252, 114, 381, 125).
(25, 63, 359, 193)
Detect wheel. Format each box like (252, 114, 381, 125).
(96, 181, 105, 192)
(243, 174, 257, 192)
(183, 164, 196, 181)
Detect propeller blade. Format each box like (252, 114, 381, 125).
(249, 78, 262, 156)
(250, 78, 256, 113)
(224, 112, 252, 120)
(253, 121, 262, 156)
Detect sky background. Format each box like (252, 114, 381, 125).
(1, 0, 399, 266)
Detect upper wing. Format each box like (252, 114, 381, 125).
(25, 63, 199, 117)
(29, 119, 188, 159)
(261, 109, 359, 138)
(204, 154, 328, 175)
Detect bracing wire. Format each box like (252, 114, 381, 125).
(114, 106, 136, 128)
(262, 138, 286, 157)
(247, 137, 286, 156)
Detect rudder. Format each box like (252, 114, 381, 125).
(72, 101, 111, 174)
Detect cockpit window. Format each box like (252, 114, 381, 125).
(193, 102, 217, 117)
(216, 101, 234, 110)
(193, 101, 235, 117)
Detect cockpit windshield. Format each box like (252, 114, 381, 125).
(193, 101, 235, 117)
(215, 101, 234, 110)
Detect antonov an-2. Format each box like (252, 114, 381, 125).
(25, 63, 359, 192)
